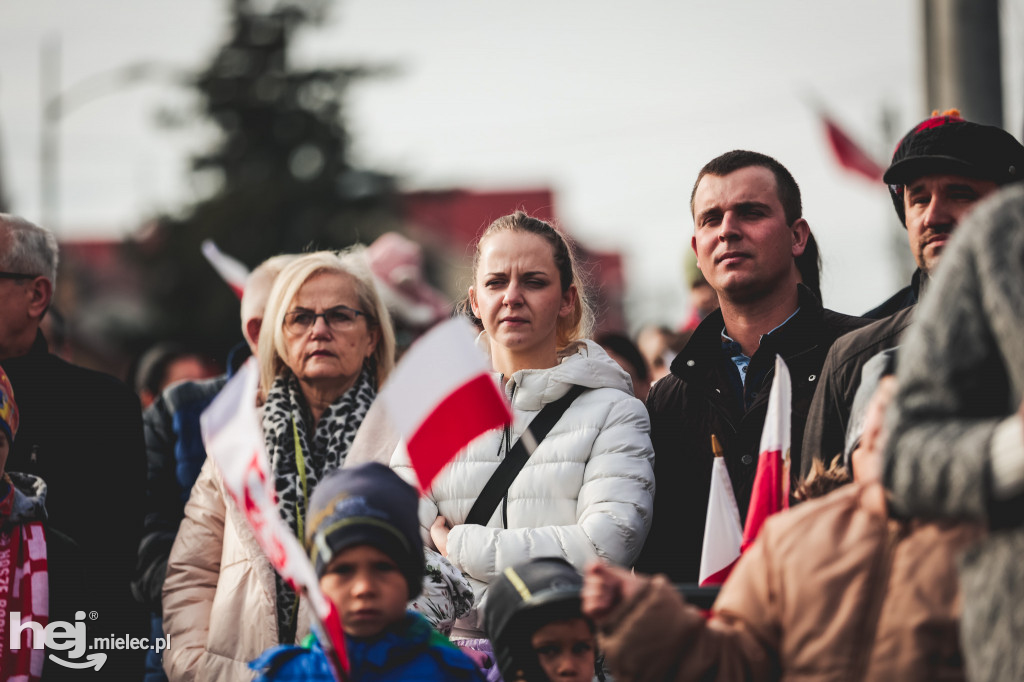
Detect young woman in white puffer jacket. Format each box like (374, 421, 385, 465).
(391, 211, 655, 640)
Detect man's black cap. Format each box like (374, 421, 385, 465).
(885, 111, 1024, 224)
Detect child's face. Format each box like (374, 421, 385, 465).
(530, 618, 595, 682)
(319, 545, 408, 639)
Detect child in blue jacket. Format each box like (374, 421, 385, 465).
(250, 463, 484, 681)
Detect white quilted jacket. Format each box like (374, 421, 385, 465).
(391, 339, 655, 636)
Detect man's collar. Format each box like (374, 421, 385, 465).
(721, 306, 801, 357)
(911, 268, 928, 300)
(671, 284, 824, 376)
(28, 329, 48, 356)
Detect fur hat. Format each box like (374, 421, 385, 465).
(484, 557, 589, 682)
(885, 110, 1024, 225)
(0, 366, 19, 446)
(305, 462, 424, 600)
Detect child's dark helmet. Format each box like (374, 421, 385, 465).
(484, 557, 586, 682)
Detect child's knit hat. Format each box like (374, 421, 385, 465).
(0, 366, 18, 446)
(305, 462, 424, 600)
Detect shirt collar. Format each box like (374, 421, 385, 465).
(720, 306, 801, 359)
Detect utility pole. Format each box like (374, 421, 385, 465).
(0, 82, 9, 213)
(37, 38, 191, 236)
(880, 105, 915, 290)
(921, 0, 1003, 126)
(40, 36, 60, 232)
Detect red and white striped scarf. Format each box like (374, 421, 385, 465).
(0, 478, 48, 682)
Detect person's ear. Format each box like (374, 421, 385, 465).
(469, 287, 480, 318)
(790, 219, 810, 257)
(245, 318, 263, 352)
(364, 325, 380, 359)
(559, 284, 578, 318)
(27, 277, 52, 319)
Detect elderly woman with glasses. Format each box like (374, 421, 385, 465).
(162, 250, 396, 682)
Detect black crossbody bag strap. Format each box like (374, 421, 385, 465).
(464, 384, 586, 527)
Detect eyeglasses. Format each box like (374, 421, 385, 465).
(283, 305, 368, 334)
(0, 272, 39, 280)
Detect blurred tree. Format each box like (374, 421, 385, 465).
(129, 0, 399, 362)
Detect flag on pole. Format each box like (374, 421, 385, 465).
(201, 239, 250, 299)
(698, 434, 743, 586)
(200, 359, 349, 681)
(820, 115, 886, 183)
(379, 318, 513, 492)
(741, 355, 792, 552)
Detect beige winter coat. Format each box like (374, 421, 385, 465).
(599, 483, 982, 682)
(162, 458, 311, 682)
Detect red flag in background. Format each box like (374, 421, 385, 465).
(379, 318, 513, 492)
(821, 115, 886, 183)
(741, 355, 792, 552)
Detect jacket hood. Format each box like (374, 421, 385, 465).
(485, 338, 633, 411)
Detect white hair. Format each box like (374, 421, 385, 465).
(240, 253, 300, 334)
(257, 248, 396, 394)
(0, 214, 59, 285)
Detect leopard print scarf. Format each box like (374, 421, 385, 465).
(262, 365, 376, 643)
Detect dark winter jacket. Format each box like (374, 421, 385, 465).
(135, 374, 229, 610)
(800, 305, 914, 476)
(135, 342, 248, 611)
(137, 345, 247, 682)
(637, 286, 867, 583)
(2, 331, 147, 678)
(250, 613, 485, 682)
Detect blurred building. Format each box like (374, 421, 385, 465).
(49, 186, 626, 378)
(401, 188, 626, 333)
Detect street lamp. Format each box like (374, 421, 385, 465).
(39, 36, 191, 232)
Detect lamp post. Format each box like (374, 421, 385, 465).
(39, 36, 191, 232)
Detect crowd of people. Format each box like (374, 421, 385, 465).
(0, 108, 1022, 681)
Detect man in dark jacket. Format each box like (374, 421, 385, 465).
(0, 213, 147, 678)
(637, 151, 867, 583)
(800, 112, 1024, 475)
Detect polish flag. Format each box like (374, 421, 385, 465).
(821, 115, 886, 183)
(698, 445, 743, 586)
(201, 239, 250, 299)
(379, 318, 513, 492)
(741, 355, 792, 552)
(201, 359, 350, 681)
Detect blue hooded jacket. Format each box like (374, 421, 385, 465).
(250, 612, 485, 682)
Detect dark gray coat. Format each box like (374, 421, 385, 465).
(884, 184, 1024, 682)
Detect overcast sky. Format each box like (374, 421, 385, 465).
(2, 0, 1022, 326)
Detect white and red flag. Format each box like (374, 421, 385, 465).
(698, 434, 743, 586)
(201, 359, 349, 681)
(741, 355, 792, 552)
(379, 318, 513, 492)
(201, 239, 250, 299)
